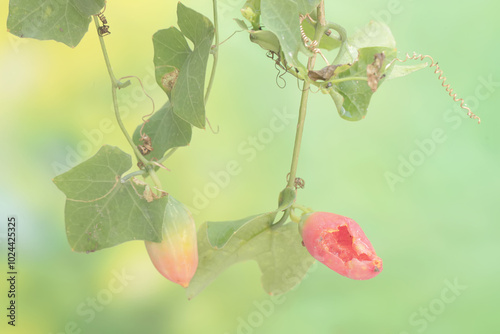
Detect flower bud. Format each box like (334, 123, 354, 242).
(249, 30, 281, 54)
(299, 212, 382, 280)
(145, 197, 198, 287)
(241, 0, 261, 30)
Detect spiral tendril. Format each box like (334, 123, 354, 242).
(299, 15, 329, 65)
(94, 4, 110, 37)
(395, 52, 481, 124)
(205, 117, 220, 134)
(266, 51, 288, 89)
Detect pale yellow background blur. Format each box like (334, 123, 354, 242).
(1, 1, 499, 333)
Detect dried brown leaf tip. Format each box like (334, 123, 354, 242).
(367, 52, 386, 92)
(137, 133, 153, 156)
(308, 64, 341, 81)
(143, 186, 167, 203)
(95, 6, 110, 37)
(132, 178, 167, 202)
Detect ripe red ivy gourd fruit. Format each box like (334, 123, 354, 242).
(145, 198, 198, 288)
(299, 212, 382, 280)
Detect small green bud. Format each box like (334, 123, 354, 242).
(241, 0, 261, 30)
(249, 30, 281, 54)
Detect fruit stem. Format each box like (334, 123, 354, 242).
(275, 1, 327, 227)
(290, 209, 301, 224)
(292, 203, 314, 215)
(290, 204, 314, 224)
(286, 1, 326, 189)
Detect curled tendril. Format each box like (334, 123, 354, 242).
(299, 14, 329, 65)
(206, 117, 220, 134)
(286, 173, 306, 190)
(94, 4, 110, 36)
(393, 52, 481, 124)
(274, 62, 287, 89)
(294, 178, 305, 189)
(118, 75, 156, 136)
(266, 51, 288, 89)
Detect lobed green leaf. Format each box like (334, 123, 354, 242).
(386, 62, 429, 80)
(7, 0, 105, 47)
(260, 0, 306, 68)
(152, 27, 192, 98)
(187, 212, 314, 299)
(132, 102, 192, 162)
(349, 21, 396, 49)
(171, 2, 215, 129)
(296, 0, 321, 15)
(331, 47, 397, 121)
(206, 215, 259, 249)
(53, 145, 168, 252)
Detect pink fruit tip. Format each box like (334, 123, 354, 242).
(300, 212, 382, 280)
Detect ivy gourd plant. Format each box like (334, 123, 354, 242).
(6, 0, 480, 299)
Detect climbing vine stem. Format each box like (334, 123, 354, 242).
(93, 16, 161, 189)
(275, 0, 327, 227)
(205, 0, 219, 105)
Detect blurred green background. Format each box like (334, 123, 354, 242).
(1, 0, 499, 333)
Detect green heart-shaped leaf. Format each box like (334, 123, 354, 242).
(53, 145, 168, 252)
(171, 3, 215, 129)
(7, 0, 105, 47)
(132, 101, 192, 162)
(187, 212, 314, 299)
(331, 47, 397, 121)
